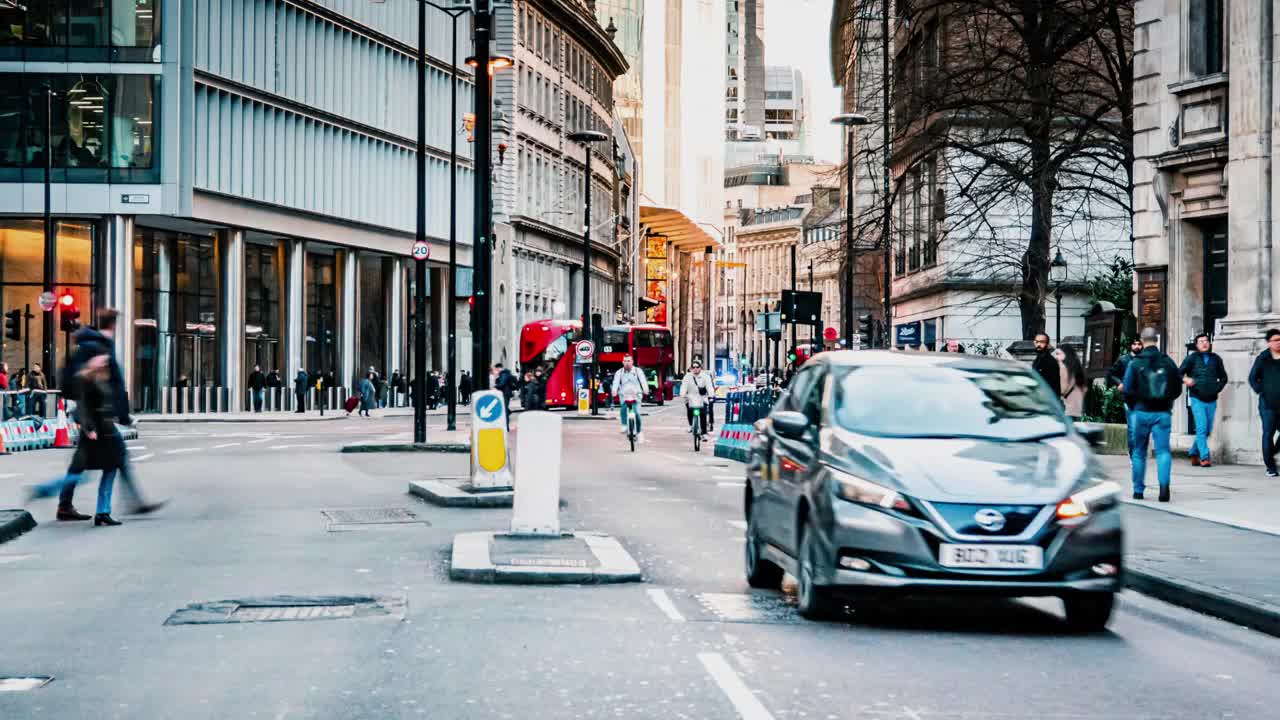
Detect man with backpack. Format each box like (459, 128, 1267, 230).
(1248, 328, 1280, 477)
(1123, 327, 1184, 502)
(1180, 334, 1229, 467)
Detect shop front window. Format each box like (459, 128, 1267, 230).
(306, 252, 338, 380)
(0, 0, 159, 62)
(0, 73, 158, 183)
(245, 242, 282, 379)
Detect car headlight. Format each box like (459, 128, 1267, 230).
(832, 469, 911, 512)
(1056, 480, 1121, 523)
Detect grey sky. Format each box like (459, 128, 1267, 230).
(764, 0, 841, 163)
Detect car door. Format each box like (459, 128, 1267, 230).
(753, 374, 807, 548)
(771, 367, 824, 556)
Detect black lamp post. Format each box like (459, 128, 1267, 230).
(1050, 249, 1068, 344)
(831, 113, 870, 348)
(567, 129, 609, 415)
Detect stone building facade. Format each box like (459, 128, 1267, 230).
(1134, 0, 1280, 463)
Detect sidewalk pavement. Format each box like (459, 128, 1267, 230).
(1097, 455, 1280, 636)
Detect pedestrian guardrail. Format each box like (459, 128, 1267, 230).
(1, 389, 60, 422)
(714, 386, 779, 463)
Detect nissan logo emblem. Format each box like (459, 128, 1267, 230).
(974, 508, 1006, 532)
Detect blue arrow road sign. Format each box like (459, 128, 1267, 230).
(476, 394, 503, 423)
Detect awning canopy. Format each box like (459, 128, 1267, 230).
(640, 204, 721, 251)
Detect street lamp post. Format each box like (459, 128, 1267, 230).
(831, 113, 869, 348)
(1051, 249, 1068, 344)
(41, 83, 56, 380)
(567, 130, 609, 415)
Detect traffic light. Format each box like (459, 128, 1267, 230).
(858, 314, 873, 349)
(59, 292, 80, 333)
(4, 308, 19, 341)
(467, 297, 476, 334)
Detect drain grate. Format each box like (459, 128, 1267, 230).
(165, 595, 405, 625)
(0, 677, 53, 692)
(321, 507, 427, 527)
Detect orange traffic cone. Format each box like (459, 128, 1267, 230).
(53, 399, 73, 448)
(0, 424, 9, 455)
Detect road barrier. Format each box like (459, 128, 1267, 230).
(511, 411, 562, 535)
(714, 387, 777, 463)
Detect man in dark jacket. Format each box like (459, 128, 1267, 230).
(57, 309, 164, 519)
(1031, 333, 1062, 397)
(293, 369, 310, 413)
(1180, 334, 1229, 467)
(1106, 338, 1144, 390)
(248, 365, 266, 412)
(1249, 328, 1280, 477)
(426, 372, 440, 410)
(459, 371, 473, 405)
(1124, 328, 1184, 502)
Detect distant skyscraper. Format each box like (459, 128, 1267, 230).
(764, 66, 808, 148)
(725, 0, 765, 142)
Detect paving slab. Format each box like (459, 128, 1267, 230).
(449, 531, 642, 584)
(1099, 454, 1280, 535)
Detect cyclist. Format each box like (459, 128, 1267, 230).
(612, 354, 650, 443)
(680, 360, 714, 438)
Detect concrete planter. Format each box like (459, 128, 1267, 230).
(1096, 422, 1129, 456)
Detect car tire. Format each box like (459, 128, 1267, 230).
(1062, 592, 1115, 632)
(745, 505, 784, 589)
(796, 521, 840, 620)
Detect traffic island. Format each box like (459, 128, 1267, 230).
(449, 531, 642, 584)
(343, 439, 470, 454)
(409, 478, 515, 508)
(0, 509, 37, 545)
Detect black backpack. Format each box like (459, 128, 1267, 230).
(1133, 355, 1174, 404)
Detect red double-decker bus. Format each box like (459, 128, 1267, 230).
(519, 320, 674, 408)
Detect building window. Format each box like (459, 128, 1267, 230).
(1188, 0, 1224, 77)
(0, 72, 158, 183)
(0, 0, 159, 62)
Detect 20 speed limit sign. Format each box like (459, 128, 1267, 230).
(411, 240, 431, 261)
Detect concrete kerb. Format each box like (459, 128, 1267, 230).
(449, 531, 643, 584)
(343, 441, 470, 454)
(141, 414, 350, 424)
(409, 479, 514, 508)
(1125, 564, 1280, 639)
(0, 509, 37, 545)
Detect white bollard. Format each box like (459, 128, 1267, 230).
(470, 389, 514, 490)
(510, 411, 562, 536)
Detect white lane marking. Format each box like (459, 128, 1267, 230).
(698, 652, 775, 720)
(133, 453, 155, 462)
(713, 475, 742, 480)
(658, 452, 683, 463)
(126, 444, 146, 450)
(270, 444, 323, 450)
(646, 589, 686, 623)
(718, 482, 746, 488)
(211, 442, 242, 449)
(247, 437, 275, 444)
(728, 520, 747, 531)
(0, 473, 22, 479)
(164, 448, 202, 455)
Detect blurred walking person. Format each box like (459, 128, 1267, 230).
(459, 370, 473, 405)
(248, 364, 266, 412)
(358, 373, 376, 417)
(293, 368, 309, 413)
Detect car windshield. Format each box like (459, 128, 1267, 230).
(832, 365, 1069, 441)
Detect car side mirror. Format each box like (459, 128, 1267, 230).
(772, 410, 810, 440)
(1076, 422, 1106, 448)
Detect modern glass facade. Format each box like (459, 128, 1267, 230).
(304, 251, 337, 378)
(0, 0, 160, 62)
(0, 73, 158, 183)
(244, 241, 282, 377)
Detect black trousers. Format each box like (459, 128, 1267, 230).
(1262, 403, 1280, 473)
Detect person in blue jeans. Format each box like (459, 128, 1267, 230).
(1123, 327, 1184, 502)
(1248, 328, 1280, 477)
(612, 355, 650, 443)
(1179, 334, 1229, 467)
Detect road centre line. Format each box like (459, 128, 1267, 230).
(645, 589, 686, 622)
(697, 652, 775, 720)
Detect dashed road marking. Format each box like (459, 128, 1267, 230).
(728, 520, 747, 531)
(270, 444, 324, 450)
(133, 453, 155, 462)
(646, 589, 686, 622)
(698, 652, 775, 720)
(211, 442, 242, 449)
(713, 475, 742, 481)
(718, 482, 746, 489)
(247, 437, 275, 444)
(164, 448, 202, 455)
(0, 473, 22, 479)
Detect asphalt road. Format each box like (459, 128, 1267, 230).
(1, 406, 1277, 719)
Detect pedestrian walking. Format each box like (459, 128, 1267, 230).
(519, 371, 537, 410)
(27, 362, 47, 418)
(493, 364, 515, 429)
(1248, 328, 1280, 477)
(26, 355, 127, 525)
(1107, 338, 1143, 390)
(1181, 334, 1229, 467)
(531, 367, 546, 411)
(1031, 333, 1062, 397)
(1123, 327, 1184, 502)
(293, 369, 309, 413)
(1054, 345, 1087, 421)
(358, 373, 376, 417)
(248, 364, 266, 412)
(53, 309, 164, 520)
(459, 371, 473, 405)
(423, 371, 438, 410)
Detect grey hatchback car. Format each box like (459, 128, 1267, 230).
(743, 351, 1123, 631)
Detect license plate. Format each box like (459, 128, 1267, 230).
(938, 544, 1043, 570)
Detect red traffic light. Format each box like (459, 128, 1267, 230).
(59, 292, 75, 307)
(823, 327, 838, 342)
(467, 296, 475, 308)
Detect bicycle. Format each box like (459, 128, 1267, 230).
(621, 388, 641, 452)
(690, 405, 704, 452)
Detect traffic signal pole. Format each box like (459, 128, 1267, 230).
(790, 244, 797, 355)
(42, 84, 56, 382)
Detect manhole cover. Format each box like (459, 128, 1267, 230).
(165, 595, 406, 625)
(0, 677, 53, 692)
(322, 508, 427, 526)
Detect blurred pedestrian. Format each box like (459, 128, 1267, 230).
(27, 362, 47, 418)
(493, 364, 516, 429)
(27, 355, 125, 526)
(390, 370, 403, 406)
(1054, 345, 1086, 421)
(426, 371, 440, 410)
(944, 339, 965, 353)
(358, 373, 376, 417)
(1032, 333, 1062, 397)
(53, 309, 164, 520)
(1249, 328, 1280, 477)
(248, 364, 266, 412)
(1181, 333, 1228, 467)
(293, 368, 309, 413)
(459, 371, 473, 405)
(1124, 327, 1183, 502)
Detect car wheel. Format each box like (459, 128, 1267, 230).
(1062, 592, 1115, 632)
(796, 521, 840, 620)
(745, 504, 783, 589)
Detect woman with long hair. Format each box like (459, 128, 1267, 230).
(1054, 344, 1088, 420)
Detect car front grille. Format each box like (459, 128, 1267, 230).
(922, 502, 1047, 539)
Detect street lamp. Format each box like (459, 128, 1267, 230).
(1050, 249, 1068, 344)
(567, 129, 609, 415)
(831, 113, 870, 348)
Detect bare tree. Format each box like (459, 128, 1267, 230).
(829, 0, 1134, 340)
